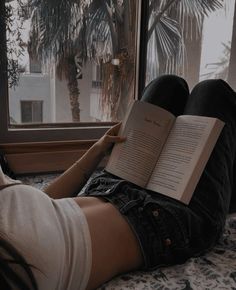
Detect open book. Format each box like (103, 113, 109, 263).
(106, 100, 224, 204)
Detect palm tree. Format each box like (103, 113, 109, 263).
(85, 0, 137, 120)
(28, 0, 137, 121)
(28, 0, 83, 121)
(146, 0, 223, 86)
(8, 0, 225, 121)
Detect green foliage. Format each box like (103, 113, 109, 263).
(5, 0, 27, 88)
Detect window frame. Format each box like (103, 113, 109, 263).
(0, 0, 148, 145)
(0, 0, 148, 174)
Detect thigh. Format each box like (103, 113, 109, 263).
(185, 79, 236, 230)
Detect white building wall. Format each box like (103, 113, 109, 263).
(8, 62, 104, 124)
(49, 66, 56, 122)
(78, 63, 93, 122)
(9, 73, 51, 123)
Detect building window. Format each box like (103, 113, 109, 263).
(21, 101, 43, 123)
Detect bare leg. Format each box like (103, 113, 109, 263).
(74, 196, 143, 290)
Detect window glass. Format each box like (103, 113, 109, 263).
(6, 0, 139, 126)
(21, 101, 43, 123)
(145, 0, 236, 90)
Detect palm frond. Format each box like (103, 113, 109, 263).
(147, 13, 185, 82)
(147, 0, 225, 79)
(85, 7, 113, 63)
(28, 0, 82, 65)
(172, 0, 223, 37)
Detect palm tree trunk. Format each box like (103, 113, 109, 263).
(67, 57, 80, 122)
(227, 1, 236, 90)
(113, 0, 136, 121)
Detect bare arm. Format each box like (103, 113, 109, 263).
(44, 123, 126, 199)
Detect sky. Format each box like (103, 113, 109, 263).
(200, 0, 234, 78)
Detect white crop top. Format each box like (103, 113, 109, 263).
(0, 167, 92, 290)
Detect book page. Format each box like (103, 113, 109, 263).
(106, 101, 175, 188)
(147, 115, 224, 203)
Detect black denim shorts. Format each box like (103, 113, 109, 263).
(82, 170, 220, 270)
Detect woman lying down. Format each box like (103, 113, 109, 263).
(0, 75, 236, 290)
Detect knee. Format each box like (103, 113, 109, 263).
(148, 74, 188, 87)
(186, 79, 236, 117)
(191, 79, 234, 101)
(142, 74, 189, 99)
(141, 74, 189, 115)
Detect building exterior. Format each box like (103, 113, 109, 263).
(9, 60, 105, 124)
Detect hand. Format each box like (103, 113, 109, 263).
(96, 122, 126, 154)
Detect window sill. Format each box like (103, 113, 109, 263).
(0, 140, 97, 174)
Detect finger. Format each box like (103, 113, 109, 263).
(104, 135, 126, 143)
(106, 122, 122, 135)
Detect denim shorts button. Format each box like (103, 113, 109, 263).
(152, 210, 159, 217)
(165, 238, 172, 246)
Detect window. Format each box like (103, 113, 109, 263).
(2, 0, 236, 173)
(1, 0, 142, 143)
(21, 101, 43, 123)
(144, 0, 236, 90)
